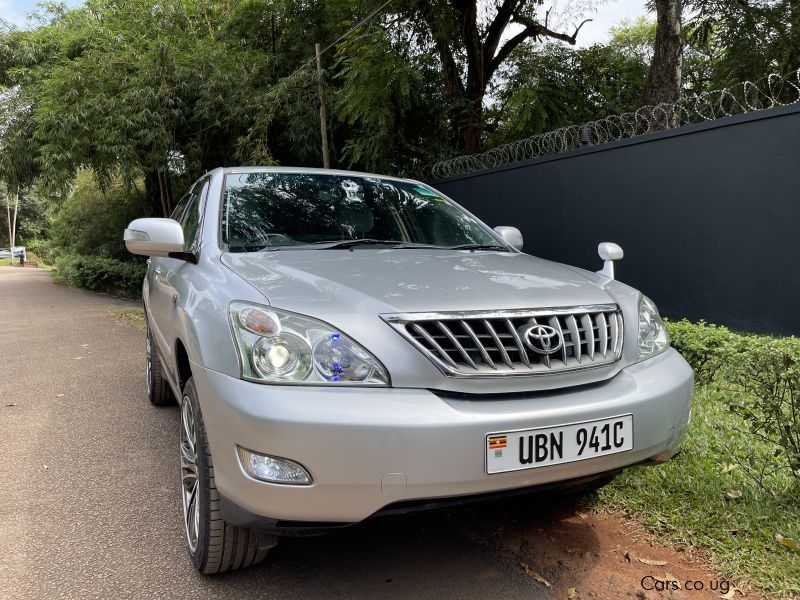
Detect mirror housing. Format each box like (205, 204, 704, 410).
(493, 226, 523, 251)
(597, 242, 624, 279)
(124, 218, 185, 258)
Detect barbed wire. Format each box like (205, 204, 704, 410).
(431, 68, 800, 180)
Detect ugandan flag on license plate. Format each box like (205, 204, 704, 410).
(487, 435, 507, 450)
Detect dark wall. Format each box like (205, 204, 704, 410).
(434, 104, 800, 335)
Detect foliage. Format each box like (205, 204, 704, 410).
(487, 43, 649, 146)
(686, 0, 800, 86)
(54, 253, 146, 299)
(24, 239, 56, 265)
(724, 335, 800, 480)
(609, 16, 656, 63)
(333, 28, 450, 174)
(0, 182, 50, 246)
(49, 170, 148, 261)
(666, 319, 800, 484)
(665, 318, 733, 385)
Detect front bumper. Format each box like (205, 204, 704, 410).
(192, 348, 693, 524)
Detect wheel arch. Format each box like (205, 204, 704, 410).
(175, 338, 193, 392)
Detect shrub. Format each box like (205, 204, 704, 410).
(49, 170, 149, 260)
(55, 253, 146, 299)
(665, 319, 735, 384)
(25, 239, 58, 265)
(722, 335, 800, 481)
(666, 318, 800, 484)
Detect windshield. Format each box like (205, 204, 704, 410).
(222, 172, 501, 252)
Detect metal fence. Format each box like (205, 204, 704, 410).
(432, 69, 800, 180)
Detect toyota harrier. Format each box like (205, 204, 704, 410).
(124, 167, 693, 574)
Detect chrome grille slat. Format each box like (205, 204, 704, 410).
(483, 319, 514, 368)
(461, 321, 496, 369)
(580, 313, 595, 360)
(610, 312, 621, 355)
(529, 317, 551, 369)
(385, 305, 623, 377)
(548, 316, 568, 365)
(410, 323, 458, 368)
(436, 321, 478, 370)
(597, 312, 609, 357)
(566, 315, 581, 363)
(505, 319, 531, 367)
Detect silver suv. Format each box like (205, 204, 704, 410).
(124, 167, 693, 574)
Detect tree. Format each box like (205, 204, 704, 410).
(395, 0, 596, 154)
(610, 16, 657, 62)
(485, 42, 649, 145)
(687, 0, 800, 86)
(642, 0, 683, 107)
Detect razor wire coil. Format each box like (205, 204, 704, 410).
(431, 69, 800, 180)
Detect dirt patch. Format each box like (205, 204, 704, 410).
(462, 497, 759, 600)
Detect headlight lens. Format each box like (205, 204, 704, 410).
(637, 295, 669, 361)
(229, 302, 389, 385)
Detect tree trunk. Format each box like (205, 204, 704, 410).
(460, 93, 485, 154)
(145, 170, 174, 217)
(11, 191, 19, 248)
(642, 0, 683, 108)
(420, 0, 594, 156)
(5, 192, 11, 248)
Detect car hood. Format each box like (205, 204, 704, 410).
(221, 249, 615, 317)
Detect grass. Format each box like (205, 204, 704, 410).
(596, 384, 800, 597)
(111, 307, 146, 330)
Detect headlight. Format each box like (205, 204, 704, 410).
(229, 302, 389, 385)
(637, 295, 669, 361)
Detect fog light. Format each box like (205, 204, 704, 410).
(236, 446, 312, 485)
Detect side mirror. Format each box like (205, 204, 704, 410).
(597, 242, 624, 279)
(494, 226, 523, 251)
(124, 218, 185, 257)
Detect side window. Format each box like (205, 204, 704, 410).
(180, 180, 209, 252)
(171, 193, 192, 222)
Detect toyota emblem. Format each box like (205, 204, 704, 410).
(519, 324, 563, 355)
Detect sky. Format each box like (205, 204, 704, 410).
(576, 0, 651, 46)
(1, 0, 649, 43)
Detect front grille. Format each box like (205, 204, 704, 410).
(382, 305, 623, 377)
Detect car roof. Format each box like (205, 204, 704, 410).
(218, 166, 416, 185)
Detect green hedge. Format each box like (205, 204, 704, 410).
(666, 319, 800, 481)
(55, 254, 146, 299)
(25, 239, 58, 265)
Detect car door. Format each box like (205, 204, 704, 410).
(148, 181, 206, 366)
(156, 178, 210, 369)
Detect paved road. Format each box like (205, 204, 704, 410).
(0, 267, 554, 600)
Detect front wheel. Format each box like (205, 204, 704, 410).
(180, 377, 276, 574)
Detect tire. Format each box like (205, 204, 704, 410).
(146, 324, 174, 406)
(180, 377, 277, 574)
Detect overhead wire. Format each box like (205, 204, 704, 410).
(263, 0, 395, 99)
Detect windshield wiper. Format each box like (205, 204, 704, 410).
(307, 239, 448, 250)
(449, 243, 510, 251)
(310, 238, 404, 249)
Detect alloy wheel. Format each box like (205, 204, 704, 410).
(180, 395, 200, 553)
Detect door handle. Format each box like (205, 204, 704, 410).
(153, 266, 162, 275)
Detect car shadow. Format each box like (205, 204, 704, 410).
(196, 493, 602, 599)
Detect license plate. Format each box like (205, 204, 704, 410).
(486, 415, 633, 474)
